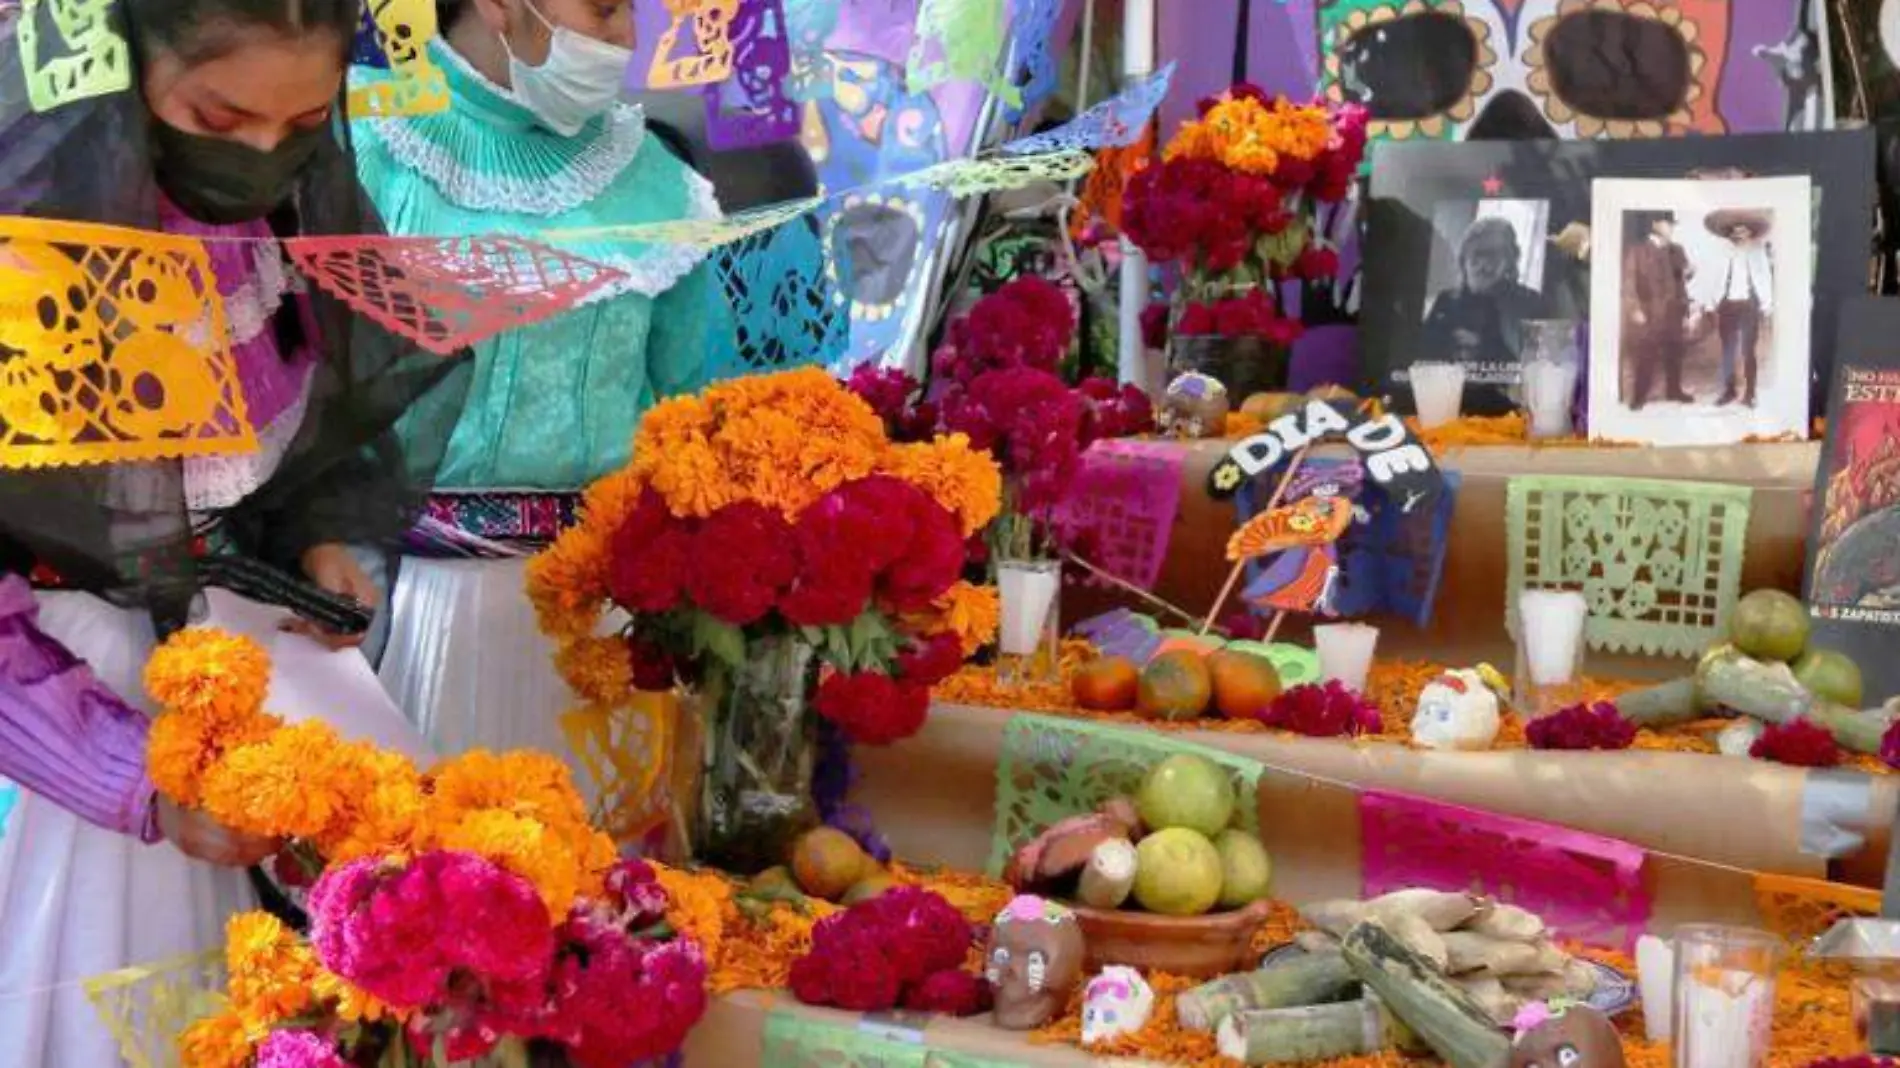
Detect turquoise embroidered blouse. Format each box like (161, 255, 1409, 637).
(351, 43, 723, 490)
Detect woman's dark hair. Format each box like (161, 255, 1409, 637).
(437, 0, 469, 28)
(124, 0, 364, 64)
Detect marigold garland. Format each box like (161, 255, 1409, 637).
(143, 629, 617, 917)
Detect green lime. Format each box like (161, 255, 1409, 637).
(1793, 648, 1865, 708)
(1213, 829, 1273, 909)
(1728, 589, 1811, 662)
(1132, 828, 1224, 916)
(1135, 754, 1236, 836)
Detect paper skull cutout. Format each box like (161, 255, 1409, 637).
(1507, 1003, 1627, 1068)
(985, 895, 1087, 1030)
(1410, 667, 1502, 750)
(1081, 966, 1155, 1045)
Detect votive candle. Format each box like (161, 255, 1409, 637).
(1313, 623, 1380, 693)
(1408, 362, 1467, 430)
(1523, 361, 1578, 439)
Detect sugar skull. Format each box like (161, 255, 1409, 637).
(1507, 1002, 1627, 1068)
(1081, 966, 1155, 1046)
(1159, 373, 1231, 440)
(985, 895, 1088, 1031)
(1410, 667, 1503, 750)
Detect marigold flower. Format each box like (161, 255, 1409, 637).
(143, 628, 272, 727)
(881, 435, 1003, 537)
(555, 636, 636, 705)
(199, 720, 355, 841)
(525, 523, 614, 641)
(906, 582, 1001, 657)
(176, 1008, 265, 1068)
(429, 807, 584, 917)
(224, 912, 321, 1028)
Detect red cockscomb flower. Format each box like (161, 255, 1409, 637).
(815, 670, 930, 745)
(1263, 681, 1382, 737)
(685, 502, 797, 625)
(1750, 718, 1841, 768)
(1526, 702, 1638, 752)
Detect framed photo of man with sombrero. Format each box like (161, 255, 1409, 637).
(1588, 175, 1814, 446)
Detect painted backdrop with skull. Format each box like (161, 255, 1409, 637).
(1319, 0, 1831, 145)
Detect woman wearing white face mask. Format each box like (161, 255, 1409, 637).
(350, 0, 728, 810)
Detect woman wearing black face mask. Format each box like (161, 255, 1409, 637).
(0, 2, 468, 1063)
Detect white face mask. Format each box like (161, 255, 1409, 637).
(502, 0, 633, 136)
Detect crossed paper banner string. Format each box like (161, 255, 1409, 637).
(17, 0, 1056, 137)
(0, 61, 1170, 471)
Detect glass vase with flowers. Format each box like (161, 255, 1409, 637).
(1124, 85, 1369, 398)
(527, 369, 1003, 874)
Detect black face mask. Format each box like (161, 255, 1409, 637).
(150, 119, 325, 225)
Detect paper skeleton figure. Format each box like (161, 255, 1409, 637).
(1081, 966, 1155, 1045)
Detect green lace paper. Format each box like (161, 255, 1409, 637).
(15, 0, 131, 113)
(898, 152, 1094, 199)
(83, 951, 225, 1068)
(761, 1009, 1017, 1067)
(988, 714, 1265, 877)
(1504, 475, 1754, 659)
(905, 0, 1019, 109)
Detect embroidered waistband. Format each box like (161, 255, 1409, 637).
(405, 492, 582, 557)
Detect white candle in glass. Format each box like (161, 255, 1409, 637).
(1313, 623, 1380, 693)
(1518, 589, 1589, 686)
(1408, 362, 1467, 429)
(998, 563, 1060, 656)
(1636, 934, 1676, 1042)
(1674, 968, 1775, 1068)
(1522, 361, 1578, 439)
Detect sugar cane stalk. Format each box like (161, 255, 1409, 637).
(1214, 1000, 1388, 1064)
(1176, 952, 1358, 1032)
(1695, 646, 1892, 754)
(1341, 923, 1511, 1068)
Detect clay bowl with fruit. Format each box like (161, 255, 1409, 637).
(1071, 900, 1275, 979)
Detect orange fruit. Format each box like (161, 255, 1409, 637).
(1241, 392, 1304, 422)
(790, 827, 871, 901)
(1073, 656, 1141, 711)
(1208, 649, 1283, 719)
(1137, 650, 1214, 722)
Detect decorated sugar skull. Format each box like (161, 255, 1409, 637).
(985, 895, 1088, 1030)
(1410, 666, 1504, 751)
(1159, 372, 1231, 440)
(1507, 1001, 1626, 1068)
(1080, 966, 1155, 1046)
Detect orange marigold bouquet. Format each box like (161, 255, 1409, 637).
(526, 367, 1003, 872)
(145, 631, 709, 1068)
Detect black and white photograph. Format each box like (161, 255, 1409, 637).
(1412, 199, 1552, 391)
(1357, 130, 1875, 417)
(1589, 176, 1813, 445)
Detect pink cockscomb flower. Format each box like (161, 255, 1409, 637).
(308, 851, 555, 1010)
(254, 1031, 348, 1068)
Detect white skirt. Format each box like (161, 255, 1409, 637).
(0, 591, 432, 1068)
(379, 557, 580, 771)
